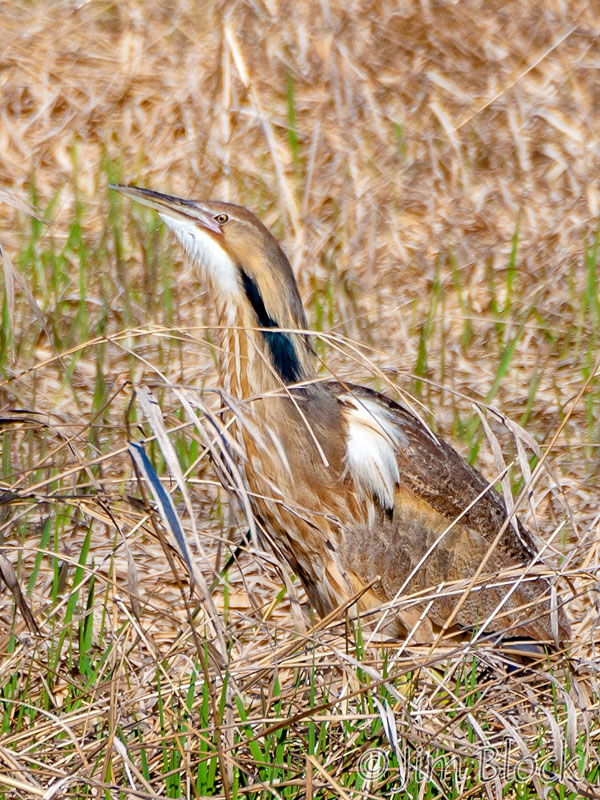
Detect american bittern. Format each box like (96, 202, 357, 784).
(113, 184, 568, 645)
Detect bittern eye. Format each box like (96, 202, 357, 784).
(214, 213, 229, 224)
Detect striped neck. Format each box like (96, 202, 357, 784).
(216, 289, 315, 400)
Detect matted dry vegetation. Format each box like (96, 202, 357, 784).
(1, 1, 599, 798)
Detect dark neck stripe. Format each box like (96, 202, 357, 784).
(240, 269, 303, 383)
(240, 269, 275, 329)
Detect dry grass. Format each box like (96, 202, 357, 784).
(1, 1, 599, 798)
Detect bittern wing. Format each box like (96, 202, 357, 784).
(329, 383, 567, 642)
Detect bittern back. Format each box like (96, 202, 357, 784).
(113, 184, 569, 646)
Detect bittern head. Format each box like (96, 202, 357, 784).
(111, 185, 314, 385)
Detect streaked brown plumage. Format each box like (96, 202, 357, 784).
(112, 184, 569, 645)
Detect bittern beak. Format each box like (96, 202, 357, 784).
(109, 184, 222, 234)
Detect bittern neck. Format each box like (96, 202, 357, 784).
(215, 277, 315, 399)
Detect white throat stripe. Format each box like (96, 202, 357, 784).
(160, 215, 240, 297)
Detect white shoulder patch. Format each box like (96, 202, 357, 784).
(160, 215, 240, 298)
(341, 394, 408, 512)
